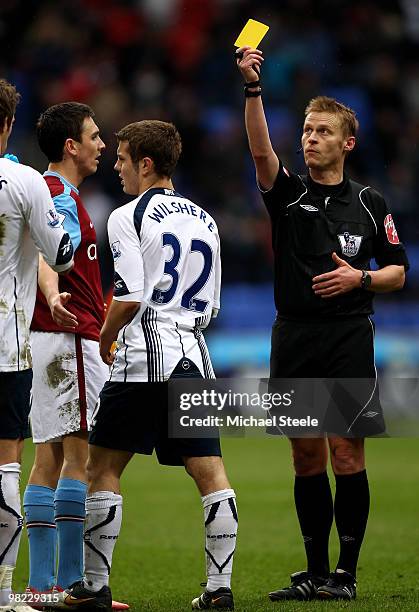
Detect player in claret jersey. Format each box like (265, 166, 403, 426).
(0, 80, 74, 611)
(23, 103, 127, 610)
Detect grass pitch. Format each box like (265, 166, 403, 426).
(15, 438, 419, 611)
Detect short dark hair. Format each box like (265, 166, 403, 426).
(305, 96, 359, 138)
(0, 79, 20, 128)
(116, 120, 182, 178)
(37, 102, 95, 162)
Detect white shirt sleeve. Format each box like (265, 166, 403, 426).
(213, 231, 221, 312)
(108, 207, 144, 302)
(22, 168, 74, 272)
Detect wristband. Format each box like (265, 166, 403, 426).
(244, 80, 260, 89)
(245, 88, 262, 98)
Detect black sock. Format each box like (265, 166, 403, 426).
(334, 469, 370, 577)
(294, 471, 333, 577)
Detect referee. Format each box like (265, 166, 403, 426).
(236, 47, 409, 601)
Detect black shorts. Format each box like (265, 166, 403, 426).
(269, 316, 385, 437)
(89, 381, 222, 466)
(0, 370, 32, 439)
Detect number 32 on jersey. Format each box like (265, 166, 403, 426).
(151, 232, 213, 313)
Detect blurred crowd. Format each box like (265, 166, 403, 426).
(1, 0, 418, 295)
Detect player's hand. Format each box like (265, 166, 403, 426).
(312, 252, 362, 298)
(49, 292, 78, 329)
(99, 333, 115, 366)
(236, 46, 264, 82)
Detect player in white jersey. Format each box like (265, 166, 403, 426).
(0, 79, 74, 611)
(57, 121, 237, 612)
(106, 182, 220, 382)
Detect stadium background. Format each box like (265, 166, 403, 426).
(2, 0, 419, 380)
(1, 0, 418, 609)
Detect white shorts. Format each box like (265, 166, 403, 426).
(109, 320, 215, 382)
(30, 331, 109, 443)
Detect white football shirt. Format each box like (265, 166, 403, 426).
(0, 158, 73, 371)
(108, 187, 221, 382)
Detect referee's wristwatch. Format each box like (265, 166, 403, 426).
(360, 270, 372, 290)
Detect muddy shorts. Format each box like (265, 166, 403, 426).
(30, 331, 109, 443)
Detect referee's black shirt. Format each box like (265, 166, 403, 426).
(261, 162, 409, 319)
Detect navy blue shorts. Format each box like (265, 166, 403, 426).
(89, 381, 222, 466)
(0, 370, 32, 439)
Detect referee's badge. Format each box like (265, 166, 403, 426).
(338, 232, 363, 257)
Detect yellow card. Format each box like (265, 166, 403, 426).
(234, 19, 269, 49)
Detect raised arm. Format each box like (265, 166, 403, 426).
(236, 46, 279, 190)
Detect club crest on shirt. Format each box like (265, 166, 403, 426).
(152, 289, 165, 303)
(384, 214, 400, 244)
(111, 240, 121, 260)
(338, 232, 363, 257)
(46, 209, 65, 228)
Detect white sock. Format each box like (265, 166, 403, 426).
(202, 489, 238, 591)
(0, 463, 22, 606)
(84, 491, 122, 592)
